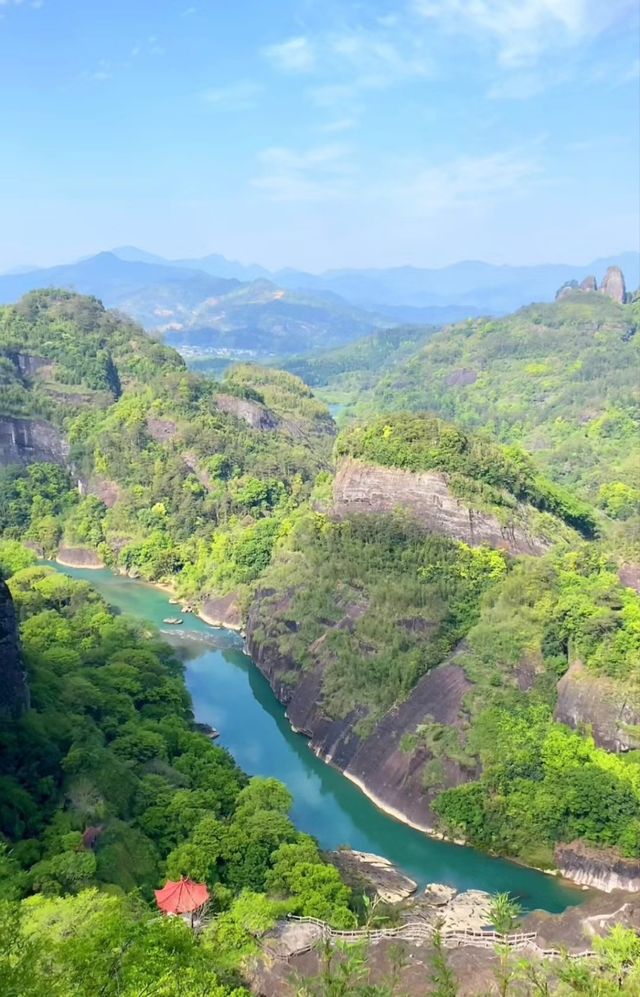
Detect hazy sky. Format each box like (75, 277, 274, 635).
(1, 0, 639, 271)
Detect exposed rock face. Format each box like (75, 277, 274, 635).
(619, 563, 640, 593)
(0, 579, 28, 717)
(333, 458, 550, 557)
(0, 416, 69, 467)
(200, 592, 243, 631)
(601, 266, 626, 304)
(555, 841, 640, 892)
(446, 369, 478, 387)
(84, 476, 121, 509)
(215, 393, 278, 430)
(424, 883, 458, 905)
(555, 661, 640, 752)
(524, 889, 640, 947)
(556, 280, 579, 300)
(56, 545, 105, 569)
(580, 275, 598, 292)
(13, 352, 51, 378)
(247, 595, 475, 830)
(556, 269, 626, 304)
(146, 417, 178, 442)
(329, 850, 417, 904)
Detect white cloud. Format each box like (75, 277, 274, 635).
(317, 117, 357, 133)
(263, 35, 315, 73)
(202, 80, 262, 111)
(328, 28, 433, 85)
(405, 150, 541, 214)
(265, 21, 434, 113)
(413, 0, 636, 67)
(251, 143, 353, 201)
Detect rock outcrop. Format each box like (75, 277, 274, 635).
(247, 596, 475, 830)
(329, 850, 417, 904)
(601, 265, 626, 304)
(524, 888, 640, 946)
(13, 352, 51, 378)
(332, 458, 550, 557)
(0, 579, 28, 717)
(56, 545, 105, 569)
(0, 416, 69, 467)
(555, 268, 627, 304)
(579, 275, 598, 292)
(554, 841, 640, 893)
(555, 661, 640, 752)
(146, 417, 178, 442)
(215, 393, 278, 430)
(200, 592, 243, 631)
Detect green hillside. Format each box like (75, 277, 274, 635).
(0, 289, 182, 424)
(282, 324, 437, 412)
(359, 292, 640, 509)
(0, 292, 334, 597)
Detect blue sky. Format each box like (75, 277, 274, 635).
(1, 0, 638, 271)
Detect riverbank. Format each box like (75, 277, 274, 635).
(55, 544, 104, 569)
(41, 561, 587, 912)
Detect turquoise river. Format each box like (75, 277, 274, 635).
(49, 563, 585, 914)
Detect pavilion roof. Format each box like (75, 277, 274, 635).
(154, 877, 209, 915)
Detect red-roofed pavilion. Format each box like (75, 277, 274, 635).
(154, 877, 209, 917)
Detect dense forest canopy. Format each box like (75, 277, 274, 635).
(0, 555, 356, 990)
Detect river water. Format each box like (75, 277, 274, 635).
(48, 563, 584, 913)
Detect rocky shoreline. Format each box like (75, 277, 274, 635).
(55, 545, 105, 569)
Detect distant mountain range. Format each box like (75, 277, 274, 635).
(0, 253, 383, 355)
(107, 246, 640, 314)
(1, 247, 637, 356)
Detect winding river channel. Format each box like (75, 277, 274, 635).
(48, 563, 585, 913)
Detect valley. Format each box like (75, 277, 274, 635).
(1, 275, 639, 994)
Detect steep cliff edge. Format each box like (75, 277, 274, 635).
(555, 661, 640, 752)
(555, 841, 640, 892)
(0, 579, 28, 717)
(214, 392, 279, 430)
(246, 592, 475, 832)
(0, 416, 69, 467)
(333, 457, 551, 556)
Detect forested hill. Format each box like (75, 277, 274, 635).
(346, 290, 640, 513)
(0, 289, 183, 423)
(0, 290, 336, 603)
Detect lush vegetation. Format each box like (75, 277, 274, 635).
(253, 515, 640, 864)
(249, 512, 507, 723)
(283, 324, 437, 416)
(349, 293, 640, 513)
(0, 289, 182, 423)
(2, 286, 640, 952)
(336, 413, 598, 537)
(0, 292, 336, 598)
(0, 557, 360, 989)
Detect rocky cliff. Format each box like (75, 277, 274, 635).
(215, 393, 279, 430)
(56, 545, 105, 569)
(0, 579, 28, 717)
(247, 594, 475, 831)
(601, 266, 626, 304)
(0, 416, 69, 467)
(555, 661, 640, 752)
(556, 266, 626, 304)
(332, 458, 550, 556)
(555, 840, 640, 892)
(200, 591, 243, 631)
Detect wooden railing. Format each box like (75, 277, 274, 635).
(280, 915, 600, 960)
